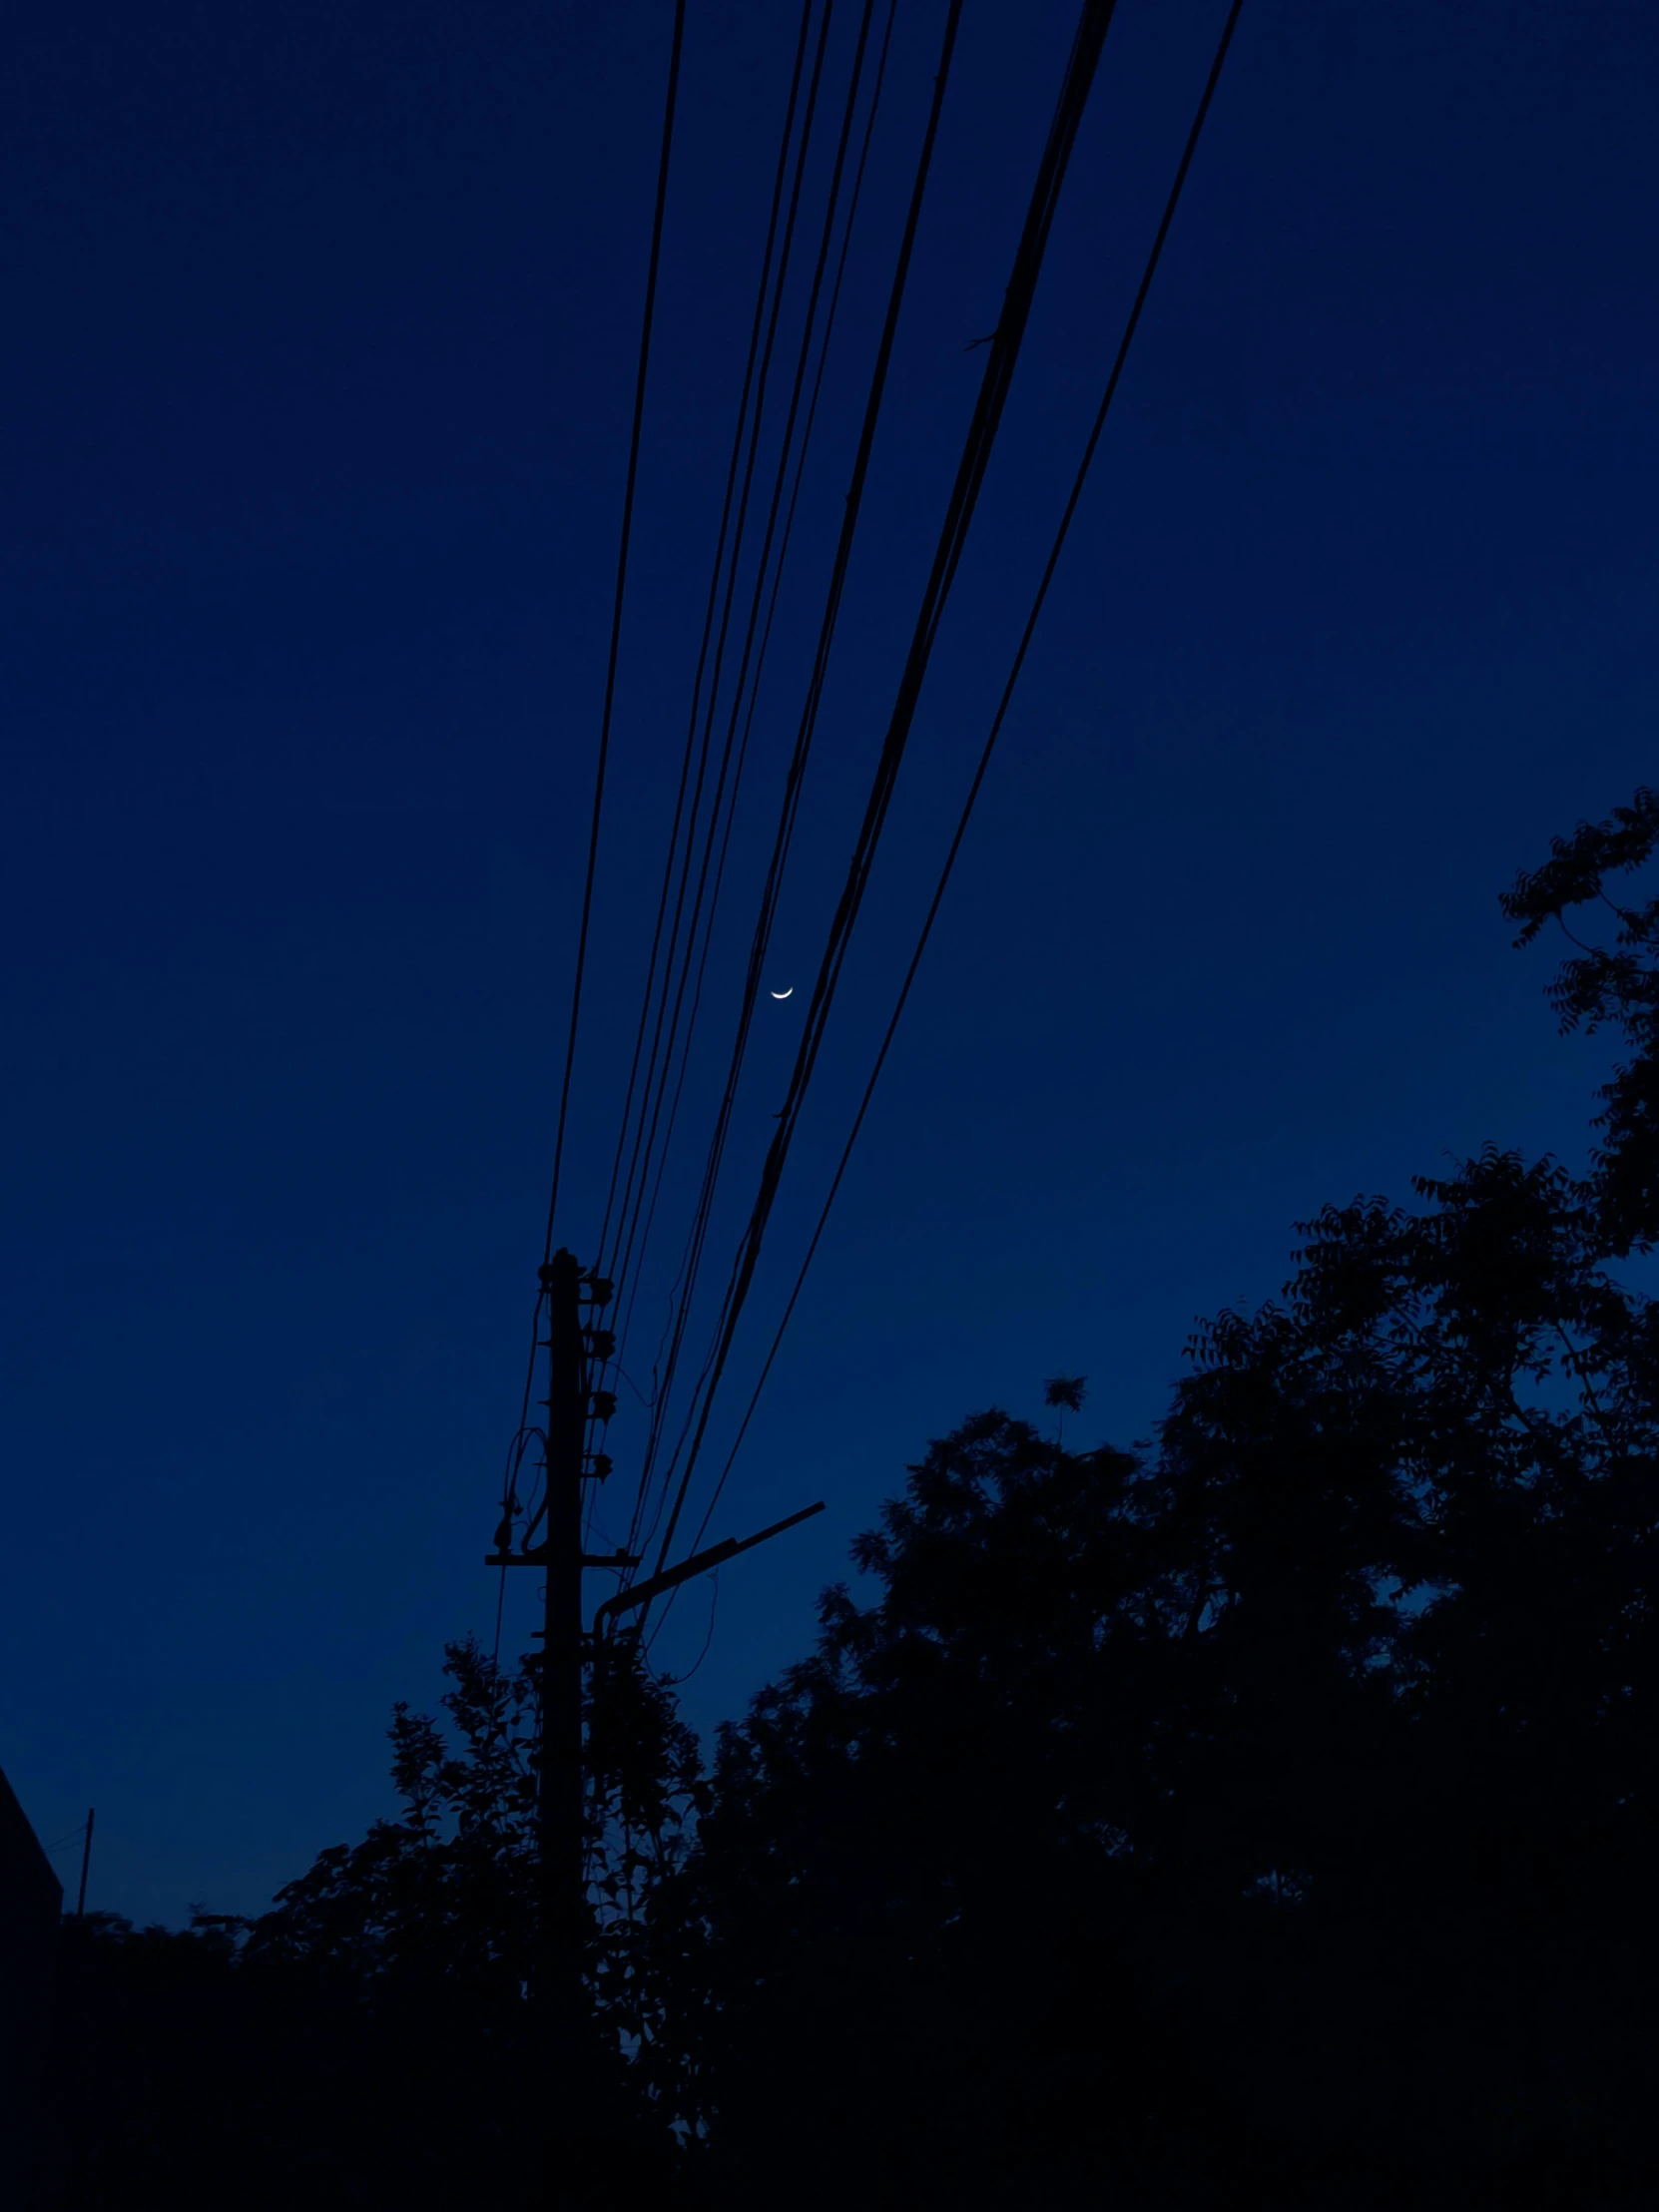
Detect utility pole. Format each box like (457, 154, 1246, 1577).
(536, 1247, 631, 2183)
(487, 1248, 627, 2183)
(538, 1247, 588, 2163)
(485, 1248, 824, 2190)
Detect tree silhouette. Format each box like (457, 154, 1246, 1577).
(1042, 1370, 1086, 1443)
(1500, 783, 1659, 1253)
(655, 792, 1659, 2206)
(47, 1637, 705, 2206)
(243, 1631, 705, 2163)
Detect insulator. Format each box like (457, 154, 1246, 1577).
(583, 1328, 616, 1359)
(579, 1276, 614, 1307)
(586, 1453, 613, 1481)
(586, 1389, 617, 1422)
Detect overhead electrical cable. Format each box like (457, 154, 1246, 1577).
(617, 0, 968, 1563)
(673, 0, 1249, 1579)
(539, 0, 686, 1270)
(606, 0, 895, 1350)
(597, 0, 898, 1547)
(641, 0, 1122, 1590)
(594, 0, 902, 1543)
(579, 0, 849, 1556)
(492, 0, 685, 1655)
(601, 0, 872, 1324)
(591, 1, 821, 1292)
(640, 0, 1122, 1571)
(580, 0, 861, 1562)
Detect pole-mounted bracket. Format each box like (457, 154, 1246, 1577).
(590, 1499, 825, 1632)
(483, 1546, 643, 1570)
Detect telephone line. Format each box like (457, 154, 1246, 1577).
(540, 0, 686, 1269)
(642, 0, 1122, 1594)
(596, 0, 899, 1543)
(593, 1, 820, 1285)
(602, 0, 869, 1325)
(618, 0, 967, 1565)
(675, 0, 1250, 1578)
(591, 0, 844, 1543)
(494, 2, 683, 1646)
(598, 0, 896, 1545)
(586, 0, 892, 1555)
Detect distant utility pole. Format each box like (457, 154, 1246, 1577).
(75, 1806, 95, 1918)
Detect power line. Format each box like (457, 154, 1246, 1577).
(643, 0, 1123, 1592)
(605, 0, 908, 1553)
(582, 0, 849, 1559)
(540, 0, 687, 1269)
(592, 1, 820, 1290)
(600, 0, 865, 1335)
(679, 0, 1250, 1571)
(607, 0, 896, 1360)
(658, 1568, 721, 1684)
(619, 0, 967, 1567)
(493, 1, 685, 1655)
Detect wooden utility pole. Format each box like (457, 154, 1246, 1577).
(537, 1247, 598, 2175)
(484, 1248, 823, 2189)
(486, 1248, 626, 2184)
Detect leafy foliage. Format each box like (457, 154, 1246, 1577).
(242, 1630, 706, 2131)
(47, 1638, 706, 2207)
(656, 793, 1659, 2205)
(1500, 784, 1659, 1252)
(1043, 1369, 1087, 1442)
(243, 1638, 539, 1998)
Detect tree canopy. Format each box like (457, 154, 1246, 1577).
(660, 788, 1659, 2205)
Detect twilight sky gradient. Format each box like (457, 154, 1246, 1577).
(3, 0, 1657, 1927)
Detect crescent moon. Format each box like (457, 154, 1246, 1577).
(770, 986, 794, 1000)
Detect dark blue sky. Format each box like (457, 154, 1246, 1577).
(3, 0, 1655, 1927)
